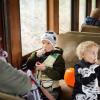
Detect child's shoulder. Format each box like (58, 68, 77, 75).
(54, 47, 63, 55)
(74, 60, 83, 69)
(74, 64, 81, 70)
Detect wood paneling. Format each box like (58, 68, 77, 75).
(47, 0, 59, 34)
(0, 0, 4, 48)
(71, 0, 79, 31)
(2, 0, 22, 68)
(86, 0, 92, 17)
(96, 0, 100, 8)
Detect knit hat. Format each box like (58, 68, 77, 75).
(41, 31, 56, 47)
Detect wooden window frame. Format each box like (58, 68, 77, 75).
(96, 0, 100, 8)
(86, 0, 92, 17)
(47, 0, 59, 34)
(2, 0, 22, 68)
(71, 0, 79, 31)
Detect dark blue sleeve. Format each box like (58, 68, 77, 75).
(85, 16, 98, 26)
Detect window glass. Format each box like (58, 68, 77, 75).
(79, 0, 86, 31)
(92, 0, 96, 10)
(59, 0, 71, 33)
(20, 0, 47, 56)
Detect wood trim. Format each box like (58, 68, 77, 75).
(2, 0, 22, 68)
(96, 0, 100, 8)
(86, 0, 92, 17)
(71, 0, 79, 31)
(47, 0, 59, 34)
(0, 0, 4, 48)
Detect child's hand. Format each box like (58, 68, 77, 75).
(36, 49, 45, 57)
(35, 61, 46, 71)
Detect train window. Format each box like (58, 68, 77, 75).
(20, 0, 47, 56)
(59, 0, 71, 33)
(79, 0, 86, 31)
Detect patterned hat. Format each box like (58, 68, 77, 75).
(41, 31, 56, 46)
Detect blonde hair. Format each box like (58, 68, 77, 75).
(90, 8, 100, 19)
(76, 41, 99, 60)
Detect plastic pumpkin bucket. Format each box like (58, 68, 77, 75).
(64, 67, 75, 87)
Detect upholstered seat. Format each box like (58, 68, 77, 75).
(56, 31, 100, 68)
(0, 92, 24, 100)
(56, 31, 100, 100)
(81, 24, 100, 33)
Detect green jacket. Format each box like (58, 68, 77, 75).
(0, 60, 32, 95)
(24, 47, 65, 80)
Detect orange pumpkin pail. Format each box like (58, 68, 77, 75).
(64, 67, 75, 87)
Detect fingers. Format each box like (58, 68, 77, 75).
(35, 62, 46, 71)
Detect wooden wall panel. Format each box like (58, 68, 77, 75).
(47, 0, 59, 34)
(86, 0, 92, 17)
(2, 0, 22, 68)
(0, 0, 4, 48)
(96, 0, 100, 8)
(71, 0, 79, 31)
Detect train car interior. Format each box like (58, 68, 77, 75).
(0, 0, 100, 100)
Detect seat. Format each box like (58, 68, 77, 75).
(80, 24, 100, 33)
(56, 31, 100, 67)
(0, 92, 24, 100)
(56, 31, 100, 100)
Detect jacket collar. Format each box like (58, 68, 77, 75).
(78, 59, 93, 68)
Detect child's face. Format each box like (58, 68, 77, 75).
(83, 46, 98, 64)
(42, 40, 54, 52)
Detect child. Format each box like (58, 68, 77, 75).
(72, 41, 100, 100)
(84, 8, 100, 26)
(22, 31, 65, 100)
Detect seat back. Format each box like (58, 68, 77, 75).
(81, 24, 100, 33)
(56, 31, 100, 68)
(0, 92, 24, 100)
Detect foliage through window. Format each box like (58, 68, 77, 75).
(20, 0, 47, 56)
(59, 0, 71, 33)
(92, 0, 96, 10)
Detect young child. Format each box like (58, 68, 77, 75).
(22, 31, 65, 100)
(72, 41, 100, 100)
